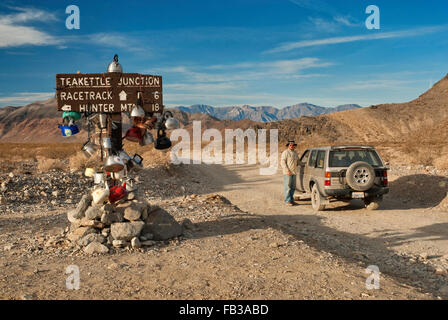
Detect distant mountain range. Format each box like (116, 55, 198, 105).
(0, 99, 360, 142)
(173, 103, 362, 122)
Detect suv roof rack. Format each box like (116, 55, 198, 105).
(330, 145, 374, 150)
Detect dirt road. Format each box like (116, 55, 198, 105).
(196, 163, 448, 297)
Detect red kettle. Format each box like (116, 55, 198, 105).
(109, 182, 128, 203)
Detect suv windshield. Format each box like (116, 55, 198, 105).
(329, 149, 383, 167)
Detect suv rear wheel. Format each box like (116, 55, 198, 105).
(311, 184, 326, 211)
(346, 161, 375, 192)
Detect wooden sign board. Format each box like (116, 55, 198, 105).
(56, 73, 163, 113)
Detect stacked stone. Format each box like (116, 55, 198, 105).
(66, 193, 183, 254)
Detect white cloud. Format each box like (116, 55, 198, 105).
(0, 92, 55, 106)
(165, 82, 240, 91)
(0, 7, 57, 24)
(0, 7, 60, 48)
(334, 16, 359, 27)
(335, 79, 416, 91)
(265, 26, 448, 54)
(158, 58, 332, 83)
(288, 0, 336, 15)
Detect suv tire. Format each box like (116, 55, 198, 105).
(311, 184, 326, 211)
(346, 161, 375, 192)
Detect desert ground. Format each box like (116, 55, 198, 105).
(0, 144, 447, 300)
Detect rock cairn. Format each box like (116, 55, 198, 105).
(66, 192, 183, 254)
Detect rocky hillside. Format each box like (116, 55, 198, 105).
(175, 103, 361, 122)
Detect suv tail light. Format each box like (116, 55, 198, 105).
(325, 172, 331, 186)
(382, 170, 388, 186)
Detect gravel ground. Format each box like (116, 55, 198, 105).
(0, 162, 445, 299)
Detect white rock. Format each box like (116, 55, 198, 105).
(131, 237, 141, 249)
(83, 242, 109, 254)
(111, 221, 145, 241)
(78, 233, 105, 247)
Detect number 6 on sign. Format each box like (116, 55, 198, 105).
(154, 91, 160, 100)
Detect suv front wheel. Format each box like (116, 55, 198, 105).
(311, 184, 326, 212)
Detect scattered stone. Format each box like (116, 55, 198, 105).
(439, 285, 448, 295)
(67, 227, 96, 242)
(21, 294, 36, 300)
(111, 221, 145, 241)
(181, 218, 194, 230)
(70, 194, 92, 219)
(127, 192, 135, 201)
(419, 252, 428, 260)
(78, 233, 105, 247)
(84, 205, 103, 220)
(67, 210, 81, 224)
(52, 191, 59, 197)
(143, 206, 182, 241)
(83, 242, 109, 254)
(102, 203, 115, 214)
(101, 228, 110, 237)
(123, 203, 144, 221)
(435, 268, 448, 276)
(101, 211, 124, 225)
(140, 233, 154, 241)
(79, 218, 104, 229)
(141, 240, 156, 246)
(3, 244, 14, 251)
(112, 240, 129, 248)
(131, 237, 141, 249)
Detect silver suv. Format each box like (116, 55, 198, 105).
(296, 146, 389, 211)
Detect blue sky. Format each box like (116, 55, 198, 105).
(0, 0, 447, 108)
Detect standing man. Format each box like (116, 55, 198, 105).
(281, 140, 300, 206)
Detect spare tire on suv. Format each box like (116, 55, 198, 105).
(345, 161, 375, 192)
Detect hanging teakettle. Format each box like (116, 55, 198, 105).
(59, 113, 80, 137)
(155, 129, 171, 150)
(124, 127, 143, 143)
(104, 155, 125, 173)
(81, 141, 98, 158)
(58, 124, 79, 137)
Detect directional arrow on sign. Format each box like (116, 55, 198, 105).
(61, 104, 72, 111)
(119, 90, 127, 101)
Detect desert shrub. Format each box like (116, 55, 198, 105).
(37, 157, 67, 172)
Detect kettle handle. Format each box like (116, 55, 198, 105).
(157, 128, 166, 138)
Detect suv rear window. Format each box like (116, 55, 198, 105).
(329, 149, 382, 167)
